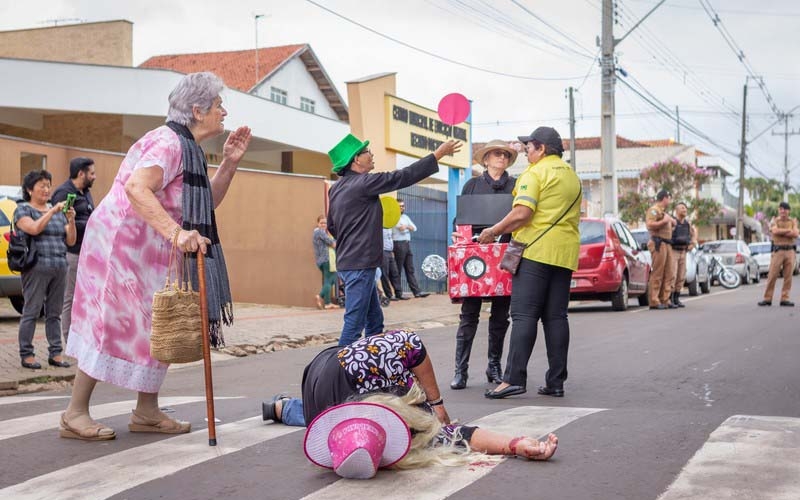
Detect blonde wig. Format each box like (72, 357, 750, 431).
(361, 385, 499, 470)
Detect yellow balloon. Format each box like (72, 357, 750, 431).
(381, 196, 401, 229)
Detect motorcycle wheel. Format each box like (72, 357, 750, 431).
(718, 268, 741, 289)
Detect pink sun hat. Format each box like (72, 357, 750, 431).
(304, 402, 411, 479)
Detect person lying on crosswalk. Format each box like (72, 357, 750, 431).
(262, 329, 451, 427)
(303, 384, 558, 479)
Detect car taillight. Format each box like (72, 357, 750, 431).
(601, 244, 615, 260)
(2, 232, 9, 242)
(735, 253, 744, 264)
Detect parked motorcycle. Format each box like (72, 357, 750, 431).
(707, 254, 741, 289)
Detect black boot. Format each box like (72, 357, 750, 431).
(672, 291, 685, 308)
(450, 336, 473, 390)
(485, 298, 509, 384)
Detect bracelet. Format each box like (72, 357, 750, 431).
(169, 225, 181, 245)
(426, 397, 444, 406)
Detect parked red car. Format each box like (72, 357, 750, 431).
(570, 217, 651, 311)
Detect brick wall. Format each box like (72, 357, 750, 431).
(0, 20, 132, 67)
(0, 114, 127, 154)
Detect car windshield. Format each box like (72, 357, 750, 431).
(630, 231, 649, 248)
(579, 221, 606, 245)
(704, 241, 738, 253)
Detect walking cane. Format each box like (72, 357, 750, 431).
(197, 251, 217, 446)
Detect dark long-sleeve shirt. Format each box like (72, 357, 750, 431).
(51, 179, 94, 254)
(327, 154, 438, 271)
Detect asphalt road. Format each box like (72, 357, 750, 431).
(1, 281, 798, 500)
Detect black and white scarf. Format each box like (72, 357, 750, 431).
(166, 121, 233, 347)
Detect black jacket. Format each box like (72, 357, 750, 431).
(457, 171, 515, 242)
(51, 179, 94, 254)
(328, 155, 439, 271)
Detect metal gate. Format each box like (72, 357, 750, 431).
(397, 185, 448, 294)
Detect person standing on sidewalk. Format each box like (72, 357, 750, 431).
(14, 170, 77, 370)
(646, 190, 677, 310)
(327, 134, 461, 346)
(759, 201, 798, 307)
(380, 227, 402, 301)
(51, 157, 96, 346)
(450, 140, 515, 390)
(312, 215, 339, 310)
(392, 200, 429, 298)
(668, 202, 696, 308)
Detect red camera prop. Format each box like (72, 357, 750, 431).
(447, 194, 514, 303)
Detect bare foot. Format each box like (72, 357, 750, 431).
(315, 295, 324, 310)
(510, 434, 558, 461)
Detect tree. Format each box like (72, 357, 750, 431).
(619, 159, 721, 225)
(741, 177, 784, 220)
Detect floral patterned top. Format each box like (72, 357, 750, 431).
(301, 330, 427, 423)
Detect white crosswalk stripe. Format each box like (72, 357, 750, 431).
(657, 415, 800, 500)
(0, 396, 242, 442)
(300, 406, 606, 500)
(0, 416, 301, 500)
(0, 395, 69, 406)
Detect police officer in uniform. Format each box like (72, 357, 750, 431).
(669, 202, 697, 307)
(646, 190, 677, 309)
(758, 201, 799, 307)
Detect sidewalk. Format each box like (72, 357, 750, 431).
(0, 293, 462, 395)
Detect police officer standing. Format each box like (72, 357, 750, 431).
(758, 201, 799, 307)
(669, 202, 697, 307)
(646, 190, 677, 310)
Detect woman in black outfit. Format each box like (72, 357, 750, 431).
(450, 140, 517, 389)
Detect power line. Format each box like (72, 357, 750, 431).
(305, 0, 594, 81)
(697, 0, 782, 117)
(508, 0, 597, 58)
(627, 0, 800, 18)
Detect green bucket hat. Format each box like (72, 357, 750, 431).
(329, 134, 370, 174)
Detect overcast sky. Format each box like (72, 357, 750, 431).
(2, 0, 798, 185)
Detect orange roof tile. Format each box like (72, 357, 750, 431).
(139, 44, 307, 92)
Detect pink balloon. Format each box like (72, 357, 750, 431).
(437, 93, 470, 125)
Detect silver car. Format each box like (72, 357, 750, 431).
(702, 240, 760, 285)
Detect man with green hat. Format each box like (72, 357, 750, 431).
(327, 133, 461, 346)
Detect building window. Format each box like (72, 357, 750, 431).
(300, 97, 315, 113)
(270, 87, 287, 105)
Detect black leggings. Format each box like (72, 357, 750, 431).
(503, 259, 572, 389)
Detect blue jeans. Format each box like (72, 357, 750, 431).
(281, 398, 306, 426)
(338, 268, 384, 346)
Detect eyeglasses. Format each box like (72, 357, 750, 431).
(358, 148, 372, 156)
(489, 150, 511, 159)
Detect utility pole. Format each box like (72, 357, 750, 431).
(568, 86, 577, 170)
(772, 114, 800, 202)
(254, 14, 265, 85)
(599, 0, 666, 216)
(737, 81, 747, 242)
(675, 106, 680, 143)
(600, 0, 617, 216)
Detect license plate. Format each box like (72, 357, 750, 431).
(570, 279, 577, 288)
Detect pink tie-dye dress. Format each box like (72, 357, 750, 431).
(66, 126, 184, 393)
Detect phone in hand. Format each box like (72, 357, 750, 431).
(63, 193, 76, 213)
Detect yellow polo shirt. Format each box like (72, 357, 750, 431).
(512, 155, 582, 271)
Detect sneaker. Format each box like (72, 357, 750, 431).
(757, 301, 772, 306)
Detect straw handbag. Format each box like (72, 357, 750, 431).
(150, 242, 203, 364)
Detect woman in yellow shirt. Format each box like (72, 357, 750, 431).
(477, 127, 581, 399)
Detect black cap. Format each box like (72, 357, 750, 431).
(518, 127, 564, 153)
(779, 201, 791, 210)
(656, 189, 671, 201)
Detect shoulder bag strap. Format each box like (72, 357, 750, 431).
(522, 187, 582, 249)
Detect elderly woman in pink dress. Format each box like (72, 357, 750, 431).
(60, 72, 251, 440)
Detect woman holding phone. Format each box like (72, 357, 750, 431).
(13, 169, 77, 369)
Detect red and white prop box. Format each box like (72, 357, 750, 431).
(448, 224, 513, 303)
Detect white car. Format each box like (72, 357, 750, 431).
(748, 242, 772, 276)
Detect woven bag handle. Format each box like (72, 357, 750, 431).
(164, 229, 182, 289)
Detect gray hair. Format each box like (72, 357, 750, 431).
(166, 72, 225, 126)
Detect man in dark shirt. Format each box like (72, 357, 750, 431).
(51, 157, 96, 345)
(327, 134, 461, 346)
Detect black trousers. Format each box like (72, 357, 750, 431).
(381, 250, 402, 298)
(503, 259, 572, 389)
(455, 295, 511, 368)
(392, 240, 421, 296)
